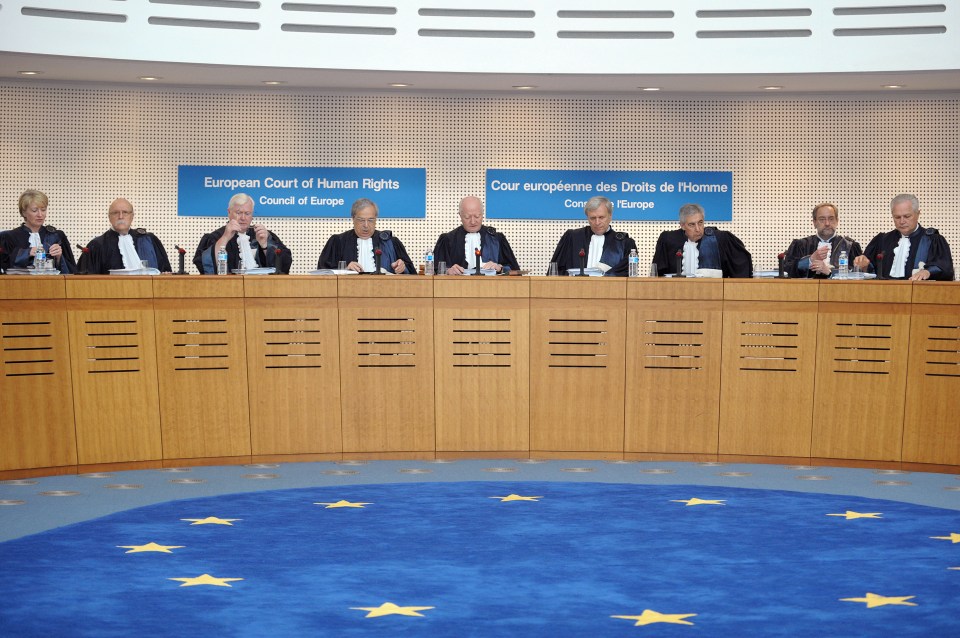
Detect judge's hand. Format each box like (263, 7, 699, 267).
(910, 268, 931, 281)
(47, 243, 62, 258)
(812, 245, 831, 261)
(347, 261, 363, 273)
(252, 224, 269, 248)
(391, 259, 405, 274)
(223, 218, 244, 240)
(446, 263, 465, 275)
(483, 260, 502, 273)
(852, 255, 870, 270)
(809, 255, 831, 276)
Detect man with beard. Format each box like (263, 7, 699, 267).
(783, 203, 862, 278)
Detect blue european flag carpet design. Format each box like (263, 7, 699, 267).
(1, 481, 959, 637)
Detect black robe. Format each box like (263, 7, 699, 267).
(784, 234, 863, 278)
(549, 226, 637, 276)
(862, 225, 954, 281)
(81, 229, 172, 274)
(652, 227, 753, 278)
(317, 229, 415, 274)
(433, 225, 520, 273)
(193, 226, 292, 274)
(0, 224, 77, 274)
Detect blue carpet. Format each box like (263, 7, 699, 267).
(1, 481, 959, 637)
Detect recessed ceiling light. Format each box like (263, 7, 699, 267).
(262, 81, 286, 85)
(761, 86, 783, 90)
(883, 84, 904, 89)
(639, 87, 661, 91)
(512, 85, 537, 90)
(389, 83, 412, 88)
(18, 71, 42, 76)
(138, 76, 162, 81)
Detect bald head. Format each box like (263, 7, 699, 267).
(108, 198, 135, 234)
(459, 196, 484, 233)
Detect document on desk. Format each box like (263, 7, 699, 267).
(461, 268, 499, 276)
(109, 267, 162, 276)
(231, 267, 276, 275)
(565, 268, 605, 277)
(309, 269, 357, 275)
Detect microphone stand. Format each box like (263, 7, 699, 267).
(674, 250, 686, 277)
(75, 244, 89, 275)
(777, 252, 788, 278)
(174, 246, 188, 275)
(474, 249, 482, 276)
(271, 248, 283, 274)
(875, 253, 885, 280)
(0, 247, 6, 275)
(373, 249, 383, 275)
(576, 249, 587, 276)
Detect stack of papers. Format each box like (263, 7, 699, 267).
(566, 268, 605, 277)
(231, 267, 276, 275)
(109, 267, 161, 276)
(461, 268, 499, 276)
(309, 269, 358, 275)
(5, 267, 61, 275)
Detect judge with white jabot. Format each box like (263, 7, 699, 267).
(433, 196, 520, 275)
(193, 193, 292, 274)
(853, 193, 953, 281)
(652, 203, 752, 278)
(548, 196, 637, 276)
(317, 198, 415, 274)
(81, 198, 172, 273)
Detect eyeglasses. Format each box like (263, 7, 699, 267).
(355, 217, 377, 225)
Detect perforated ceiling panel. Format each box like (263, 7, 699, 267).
(1, 84, 958, 275)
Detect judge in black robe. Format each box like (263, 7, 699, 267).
(317, 198, 415, 274)
(783, 203, 862, 278)
(853, 194, 953, 281)
(79, 198, 172, 274)
(653, 204, 752, 278)
(433, 196, 519, 274)
(192, 193, 292, 274)
(1, 189, 76, 273)
(549, 196, 637, 276)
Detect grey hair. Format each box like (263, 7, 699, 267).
(891, 194, 919, 213)
(228, 193, 254, 209)
(812, 202, 838, 220)
(351, 197, 379, 218)
(679, 203, 705, 222)
(584, 196, 613, 215)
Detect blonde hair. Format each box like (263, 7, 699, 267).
(18, 189, 48, 213)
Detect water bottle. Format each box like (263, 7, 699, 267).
(34, 245, 47, 270)
(628, 249, 640, 278)
(216, 246, 228, 275)
(838, 250, 848, 276)
(424, 251, 434, 276)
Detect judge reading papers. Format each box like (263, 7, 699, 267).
(852, 193, 954, 281)
(433, 196, 520, 275)
(548, 195, 637, 276)
(1, 189, 77, 273)
(317, 198, 415, 274)
(784, 202, 862, 278)
(652, 203, 752, 278)
(81, 198, 171, 274)
(193, 193, 292, 274)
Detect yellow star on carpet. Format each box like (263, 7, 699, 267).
(168, 574, 243, 587)
(314, 500, 372, 508)
(180, 517, 240, 525)
(611, 609, 697, 626)
(930, 533, 960, 543)
(827, 511, 883, 520)
(490, 494, 542, 502)
(350, 602, 435, 618)
(840, 592, 917, 608)
(117, 542, 184, 554)
(671, 498, 726, 506)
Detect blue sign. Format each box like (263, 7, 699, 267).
(177, 166, 426, 217)
(486, 169, 733, 221)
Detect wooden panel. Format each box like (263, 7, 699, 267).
(818, 280, 912, 304)
(434, 298, 529, 452)
(245, 299, 342, 455)
(243, 275, 337, 298)
(628, 278, 723, 300)
(724, 278, 819, 302)
(530, 298, 625, 453)
(530, 277, 626, 300)
(625, 300, 722, 454)
(0, 276, 66, 300)
(434, 276, 529, 298)
(155, 300, 251, 459)
(719, 300, 818, 456)
(337, 275, 432, 298)
(153, 276, 243, 299)
(811, 303, 911, 460)
(902, 305, 960, 465)
(67, 305, 162, 464)
(338, 297, 435, 453)
(911, 282, 960, 305)
(0, 303, 77, 470)
(66, 276, 153, 299)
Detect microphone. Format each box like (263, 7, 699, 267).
(576, 248, 587, 276)
(474, 247, 482, 276)
(373, 248, 383, 275)
(75, 244, 90, 275)
(675, 250, 686, 278)
(875, 251, 885, 280)
(174, 245, 187, 275)
(271, 247, 283, 275)
(0, 245, 6, 275)
(777, 252, 787, 278)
